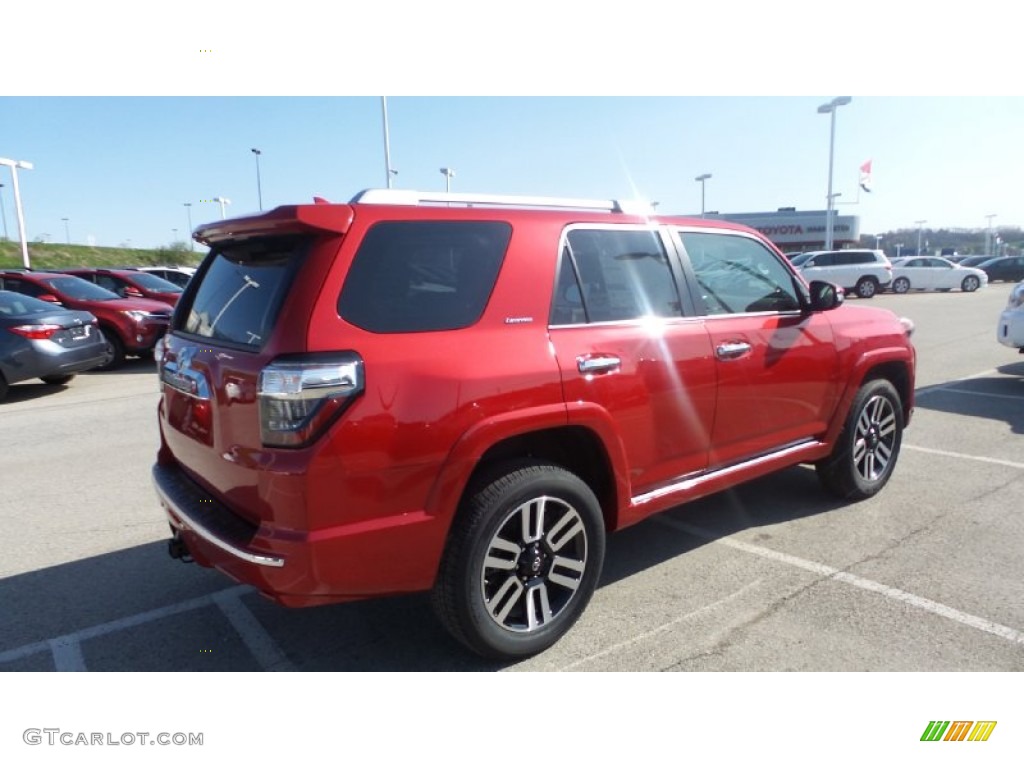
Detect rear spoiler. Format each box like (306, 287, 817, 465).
(194, 204, 355, 245)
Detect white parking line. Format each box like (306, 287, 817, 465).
(0, 585, 252, 667)
(654, 517, 1024, 647)
(213, 590, 296, 672)
(905, 444, 1024, 471)
(917, 386, 1024, 402)
(49, 636, 87, 672)
(558, 580, 763, 671)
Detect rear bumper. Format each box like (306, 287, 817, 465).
(0, 337, 108, 385)
(997, 309, 1024, 348)
(152, 461, 447, 606)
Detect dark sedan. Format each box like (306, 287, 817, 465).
(978, 256, 1024, 283)
(0, 290, 108, 400)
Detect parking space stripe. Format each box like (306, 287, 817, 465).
(557, 580, 763, 671)
(916, 387, 1024, 402)
(213, 590, 296, 672)
(0, 585, 252, 665)
(49, 636, 87, 672)
(655, 517, 1024, 647)
(905, 444, 1024, 471)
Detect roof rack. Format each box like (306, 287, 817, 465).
(350, 189, 654, 216)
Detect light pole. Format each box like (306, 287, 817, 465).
(0, 156, 34, 268)
(985, 213, 997, 257)
(817, 96, 852, 250)
(875, 235, 882, 249)
(382, 97, 397, 188)
(915, 220, 927, 257)
(62, 218, 70, 244)
(214, 196, 231, 219)
(440, 167, 455, 193)
(172, 228, 178, 243)
(183, 203, 194, 251)
(895, 243, 904, 259)
(0, 183, 8, 241)
(694, 173, 712, 217)
(251, 148, 263, 211)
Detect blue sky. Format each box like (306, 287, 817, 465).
(1, 5, 1019, 249)
(3, 96, 1021, 249)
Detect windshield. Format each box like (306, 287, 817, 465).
(130, 272, 183, 293)
(43, 276, 120, 301)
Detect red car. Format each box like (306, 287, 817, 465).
(154, 190, 916, 659)
(0, 271, 172, 368)
(62, 268, 183, 307)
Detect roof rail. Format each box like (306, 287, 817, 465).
(350, 189, 654, 216)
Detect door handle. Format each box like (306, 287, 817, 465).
(715, 342, 751, 361)
(577, 354, 621, 375)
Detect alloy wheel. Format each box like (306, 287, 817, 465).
(480, 495, 588, 633)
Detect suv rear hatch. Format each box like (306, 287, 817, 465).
(156, 205, 355, 533)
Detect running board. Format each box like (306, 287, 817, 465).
(630, 440, 826, 509)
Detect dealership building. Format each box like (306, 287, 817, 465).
(703, 209, 861, 252)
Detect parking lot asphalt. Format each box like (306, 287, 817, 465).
(1, 285, 1022, 672)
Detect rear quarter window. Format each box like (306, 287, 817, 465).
(338, 220, 511, 333)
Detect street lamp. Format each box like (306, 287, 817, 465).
(875, 235, 882, 249)
(694, 173, 712, 217)
(382, 97, 397, 189)
(0, 183, 8, 241)
(895, 243, 904, 259)
(985, 213, 997, 257)
(915, 220, 927, 257)
(183, 203, 194, 251)
(0, 156, 35, 268)
(817, 96, 852, 250)
(62, 218, 70, 245)
(251, 148, 263, 210)
(440, 167, 455, 193)
(213, 196, 231, 219)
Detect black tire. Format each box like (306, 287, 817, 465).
(0, 372, 8, 402)
(432, 461, 606, 660)
(817, 379, 904, 500)
(855, 277, 879, 299)
(96, 329, 125, 370)
(40, 374, 75, 385)
(892, 277, 910, 294)
(961, 275, 980, 292)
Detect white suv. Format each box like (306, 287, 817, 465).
(997, 281, 1024, 351)
(793, 249, 893, 298)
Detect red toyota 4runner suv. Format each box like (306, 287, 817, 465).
(154, 190, 916, 659)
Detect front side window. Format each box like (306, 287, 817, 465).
(42, 276, 120, 301)
(551, 227, 681, 324)
(339, 221, 511, 333)
(680, 231, 801, 315)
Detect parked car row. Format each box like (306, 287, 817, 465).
(785, 249, 1010, 296)
(0, 268, 179, 397)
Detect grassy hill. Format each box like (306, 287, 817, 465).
(0, 240, 205, 271)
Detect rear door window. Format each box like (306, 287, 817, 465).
(551, 227, 682, 324)
(179, 235, 311, 349)
(339, 221, 511, 333)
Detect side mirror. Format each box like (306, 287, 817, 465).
(122, 287, 143, 298)
(39, 293, 62, 304)
(808, 280, 844, 312)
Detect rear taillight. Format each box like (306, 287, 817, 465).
(258, 352, 364, 448)
(8, 324, 62, 340)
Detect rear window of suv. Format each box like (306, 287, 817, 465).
(339, 220, 511, 333)
(180, 235, 311, 349)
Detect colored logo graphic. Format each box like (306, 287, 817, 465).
(921, 721, 997, 742)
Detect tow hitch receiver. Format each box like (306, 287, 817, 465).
(168, 531, 193, 563)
